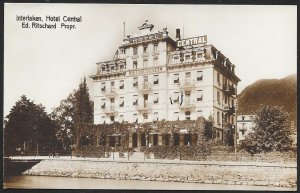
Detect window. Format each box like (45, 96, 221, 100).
(153, 75, 159, 84)
(154, 44, 158, 52)
(111, 64, 115, 72)
(154, 93, 159, 104)
(174, 112, 179, 120)
(143, 59, 148, 68)
(184, 55, 191, 62)
(120, 48, 126, 54)
(133, 95, 138, 105)
(224, 95, 228, 104)
(217, 73, 220, 84)
(197, 71, 203, 81)
(185, 111, 191, 120)
(143, 113, 148, 120)
(102, 66, 106, 73)
(119, 97, 124, 107)
(110, 116, 115, 122)
(197, 110, 203, 117)
(101, 116, 106, 124)
(133, 77, 138, 87)
(119, 80, 124, 89)
(185, 72, 191, 79)
(101, 82, 106, 91)
(143, 46, 147, 53)
(144, 76, 148, 83)
(197, 53, 204, 60)
(133, 61, 137, 69)
(133, 47, 138, 55)
(174, 92, 180, 103)
(173, 56, 180, 64)
(133, 113, 138, 123)
(217, 91, 220, 104)
(110, 98, 115, 108)
(111, 81, 115, 87)
(120, 64, 125, 71)
(101, 99, 105, 109)
(119, 115, 124, 123)
(153, 57, 158, 66)
(174, 73, 179, 84)
(197, 90, 203, 101)
(217, 112, 220, 124)
(185, 91, 191, 102)
(153, 112, 159, 121)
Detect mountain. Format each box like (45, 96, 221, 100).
(237, 74, 297, 122)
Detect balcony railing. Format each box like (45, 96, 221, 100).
(137, 102, 152, 111)
(137, 83, 152, 93)
(179, 79, 195, 90)
(104, 105, 116, 114)
(223, 105, 235, 115)
(179, 100, 196, 109)
(223, 85, 235, 96)
(105, 87, 117, 96)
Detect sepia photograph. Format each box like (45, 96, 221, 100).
(3, 3, 297, 190)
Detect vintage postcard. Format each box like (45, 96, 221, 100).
(3, 3, 297, 190)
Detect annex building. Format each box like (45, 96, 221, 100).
(90, 20, 240, 143)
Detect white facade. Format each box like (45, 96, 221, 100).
(91, 20, 240, 141)
(237, 115, 255, 144)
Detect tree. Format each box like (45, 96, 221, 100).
(51, 77, 93, 150)
(241, 105, 292, 154)
(4, 95, 56, 155)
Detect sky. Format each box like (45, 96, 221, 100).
(4, 4, 297, 118)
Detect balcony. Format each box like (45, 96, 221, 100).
(179, 100, 196, 110)
(223, 85, 236, 96)
(104, 106, 117, 114)
(137, 102, 152, 112)
(105, 87, 117, 97)
(223, 105, 235, 115)
(179, 79, 196, 90)
(136, 83, 152, 93)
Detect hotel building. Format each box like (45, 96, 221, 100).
(91, 20, 240, 142)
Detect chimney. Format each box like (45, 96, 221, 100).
(176, 28, 181, 41)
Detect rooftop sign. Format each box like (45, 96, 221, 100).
(128, 33, 163, 44)
(177, 35, 207, 47)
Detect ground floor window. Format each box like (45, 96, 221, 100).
(174, 133, 180, 146)
(153, 134, 158, 146)
(162, 134, 170, 146)
(109, 135, 121, 147)
(184, 133, 191, 145)
(141, 133, 146, 146)
(132, 133, 137, 147)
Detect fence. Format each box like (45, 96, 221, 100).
(73, 148, 296, 163)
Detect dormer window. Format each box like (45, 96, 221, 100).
(185, 55, 191, 62)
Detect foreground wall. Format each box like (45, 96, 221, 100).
(24, 160, 296, 188)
